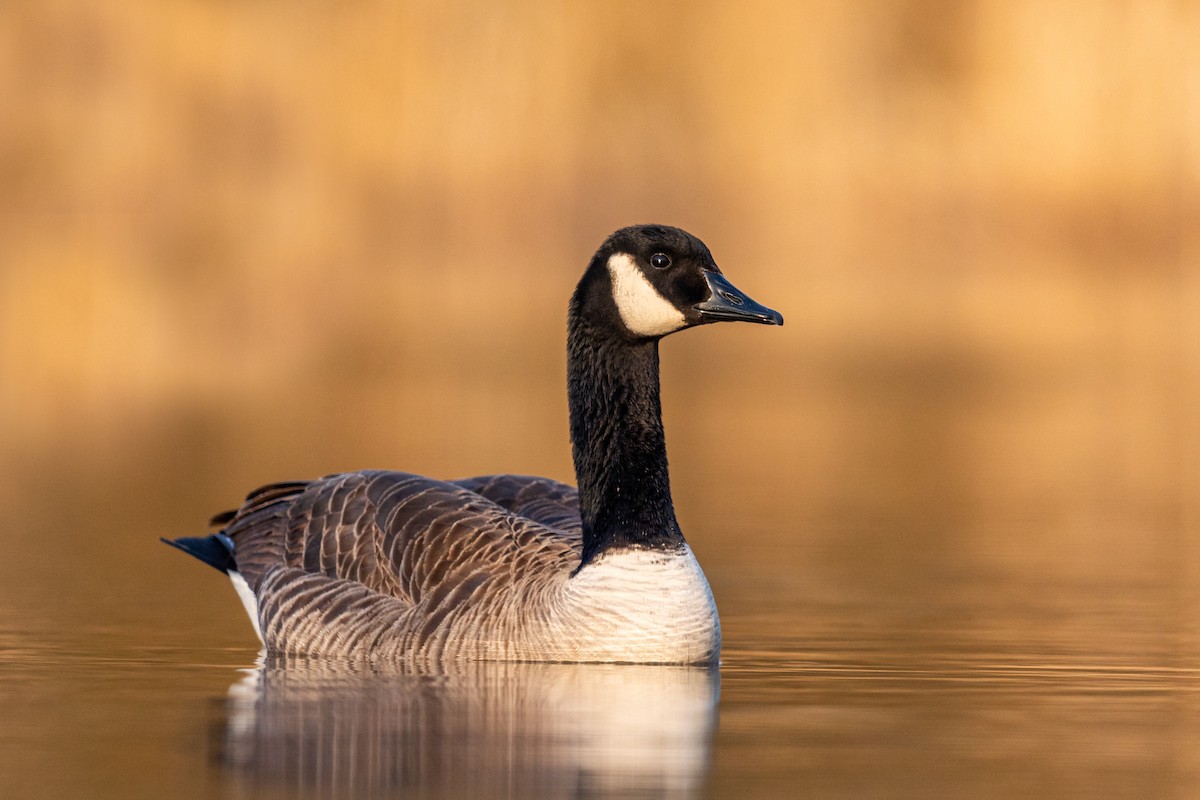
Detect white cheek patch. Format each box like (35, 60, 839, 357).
(606, 253, 687, 337)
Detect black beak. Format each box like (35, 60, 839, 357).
(693, 271, 784, 326)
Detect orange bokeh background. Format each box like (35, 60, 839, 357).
(0, 0, 1196, 625)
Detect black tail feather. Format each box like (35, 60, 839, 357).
(161, 535, 236, 573)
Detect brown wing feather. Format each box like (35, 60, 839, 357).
(219, 470, 581, 607)
(450, 474, 582, 542)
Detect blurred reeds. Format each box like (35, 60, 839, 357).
(0, 0, 1196, 612)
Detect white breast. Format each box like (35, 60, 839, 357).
(559, 546, 721, 663)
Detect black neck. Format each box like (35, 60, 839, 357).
(567, 313, 683, 568)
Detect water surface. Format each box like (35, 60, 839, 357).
(3, 535, 1196, 800)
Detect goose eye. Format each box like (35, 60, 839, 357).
(650, 253, 671, 269)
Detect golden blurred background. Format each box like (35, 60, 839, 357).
(0, 0, 1197, 643)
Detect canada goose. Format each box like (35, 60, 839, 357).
(164, 224, 782, 664)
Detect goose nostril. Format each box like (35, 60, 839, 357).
(718, 290, 744, 306)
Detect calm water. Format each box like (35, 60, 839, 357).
(2, 527, 1197, 800)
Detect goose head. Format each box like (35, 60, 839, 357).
(573, 224, 784, 340)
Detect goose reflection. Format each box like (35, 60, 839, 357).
(218, 656, 719, 799)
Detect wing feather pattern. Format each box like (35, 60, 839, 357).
(451, 474, 582, 541)
(213, 470, 582, 659)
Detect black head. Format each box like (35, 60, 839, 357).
(572, 224, 783, 341)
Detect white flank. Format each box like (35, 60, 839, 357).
(229, 570, 264, 644)
(606, 253, 687, 337)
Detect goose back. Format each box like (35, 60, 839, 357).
(216, 471, 584, 658)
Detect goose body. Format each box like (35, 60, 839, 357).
(165, 225, 782, 664)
